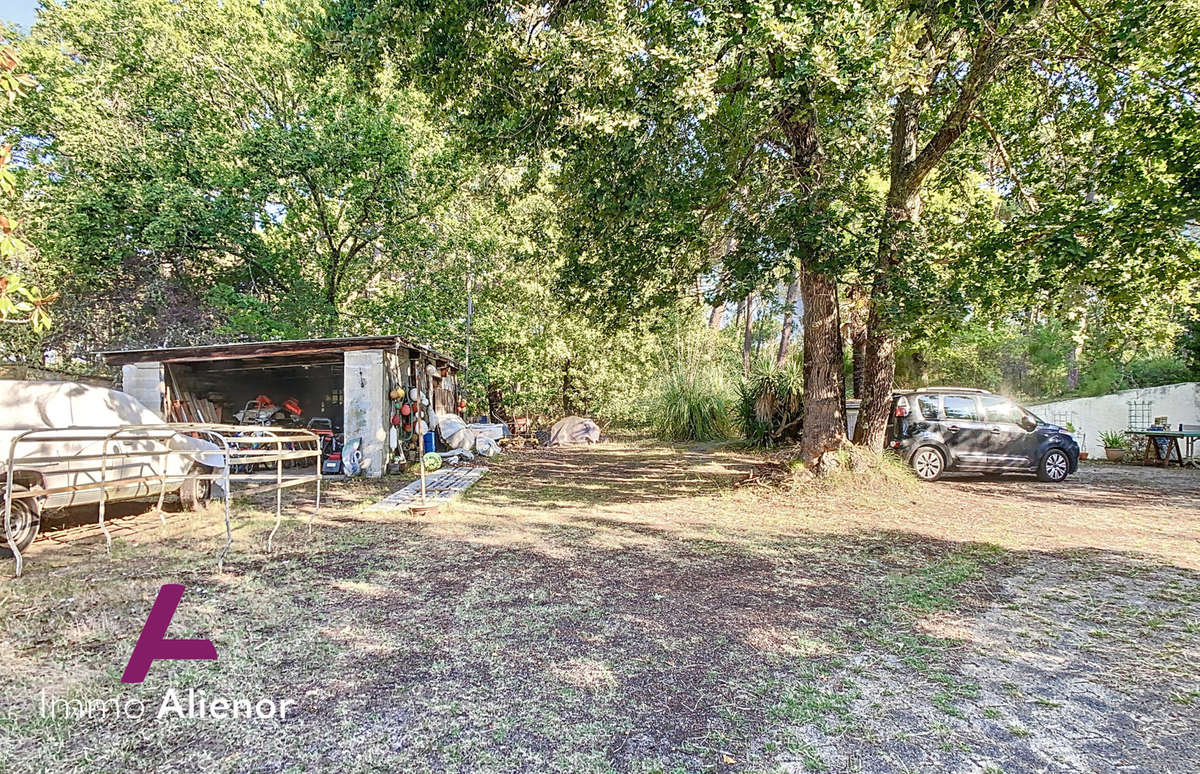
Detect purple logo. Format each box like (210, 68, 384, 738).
(121, 584, 217, 683)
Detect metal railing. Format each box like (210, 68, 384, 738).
(3, 423, 323, 577)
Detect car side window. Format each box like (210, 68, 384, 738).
(981, 396, 1022, 424)
(916, 395, 940, 420)
(942, 395, 980, 421)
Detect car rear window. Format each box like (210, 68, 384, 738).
(916, 395, 940, 420)
(942, 395, 980, 421)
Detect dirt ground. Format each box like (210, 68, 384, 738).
(1, 442, 1197, 773)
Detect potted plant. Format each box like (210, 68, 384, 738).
(1100, 429, 1128, 462)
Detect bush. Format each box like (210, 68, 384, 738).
(1123, 357, 1196, 389)
(1099, 429, 1128, 449)
(649, 366, 733, 441)
(738, 361, 804, 447)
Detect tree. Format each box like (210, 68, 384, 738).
(853, 0, 1200, 447)
(330, 0, 927, 468)
(0, 41, 53, 335)
(11, 0, 452, 354)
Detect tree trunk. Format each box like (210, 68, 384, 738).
(561, 358, 573, 416)
(1066, 307, 1087, 391)
(487, 382, 508, 423)
(854, 90, 922, 450)
(854, 311, 896, 449)
(708, 301, 725, 329)
(843, 285, 868, 399)
(852, 332, 866, 398)
(781, 97, 847, 469)
(741, 292, 754, 377)
(799, 263, 846, 467)
(911, 350, 929, 385)
(777, 279, 800, 366)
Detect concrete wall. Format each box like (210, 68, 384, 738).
(1029, 382, 1200, 457)
(343, 349, 387, 477)
(120, 362, 165, 419)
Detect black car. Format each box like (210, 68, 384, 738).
(886, 388, 1080, 482)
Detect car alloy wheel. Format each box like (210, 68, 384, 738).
(912, 448, 944, 481)
(1042, 450, 1069, 482)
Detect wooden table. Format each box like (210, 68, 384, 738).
(1134, 430, 1200, 468)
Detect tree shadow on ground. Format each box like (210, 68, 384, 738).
(232, 510, 1199, 774)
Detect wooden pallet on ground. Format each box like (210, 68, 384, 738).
(369, 467, 489, 509)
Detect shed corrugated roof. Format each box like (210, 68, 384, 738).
(100, 335, 462, 369)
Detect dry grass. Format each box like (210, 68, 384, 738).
(0, 441, 1197, 773)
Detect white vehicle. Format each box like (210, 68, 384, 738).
(1, 380, 220, 554)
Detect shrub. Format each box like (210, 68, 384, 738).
(1123, 357, 1196, 389)
(1099, 429, 1128, 449)
(738, 361, 804, 447)
(649, 366, 733, 441)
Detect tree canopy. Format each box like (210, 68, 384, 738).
(0, 0, 1196, 448)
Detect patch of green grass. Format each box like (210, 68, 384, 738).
(770, 665, 860, 733)
(932, 691, 964, 718)
(885, 543, 1006, 612)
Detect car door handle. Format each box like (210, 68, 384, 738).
(947, 425, 960, 432)
(990, 426, 1001, 433)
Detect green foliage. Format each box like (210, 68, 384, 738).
(738, 360, 805, 448)
(5, 0, 694, 424)
(1099, 430, 1129, 450)
(650, 368, 732, 443)
(900, 301, 1200, 402)
(0, 41, 53, 335)
(5, 0, 1199, 430)
(1122, 357, 1197, 390)
(648, 339, 734, 442)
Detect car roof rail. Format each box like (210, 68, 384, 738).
(911, 386, 993, 394)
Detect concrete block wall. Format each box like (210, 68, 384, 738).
(121, 362, 165, 419)
(343, 349, 387, 477)
(1029, 382, 1200, 457)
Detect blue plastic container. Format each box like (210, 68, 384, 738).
(423, 431, 435, 453)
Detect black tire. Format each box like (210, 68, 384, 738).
(1038, 449, 1071, 482)
(911, 446, 946, 482)
(179, 466, 213, 511)
(1, 485, 42, 556)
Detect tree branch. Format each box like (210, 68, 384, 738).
(972, 112, 1039, 212)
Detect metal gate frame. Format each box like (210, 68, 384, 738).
(3, 423, 323, 577)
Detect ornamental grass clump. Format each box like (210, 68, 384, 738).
(650, 365, 733, 442)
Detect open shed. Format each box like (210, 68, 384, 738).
(100, 335, 462, 477)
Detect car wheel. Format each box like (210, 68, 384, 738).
(179, 467, 213, 511)
(1038, 449, 1070, 482)
(1, 486, 42, 557)
(911, 447, 946, 482)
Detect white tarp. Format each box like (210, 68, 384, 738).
(0, 380, 221, 510)
(549, 416, 600, 446)
(435, 412, 504, 459)
(468, 423, 509, 441)
(436, 412, 472, 450)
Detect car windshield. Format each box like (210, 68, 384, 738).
(1020, 406, 1044, 425)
